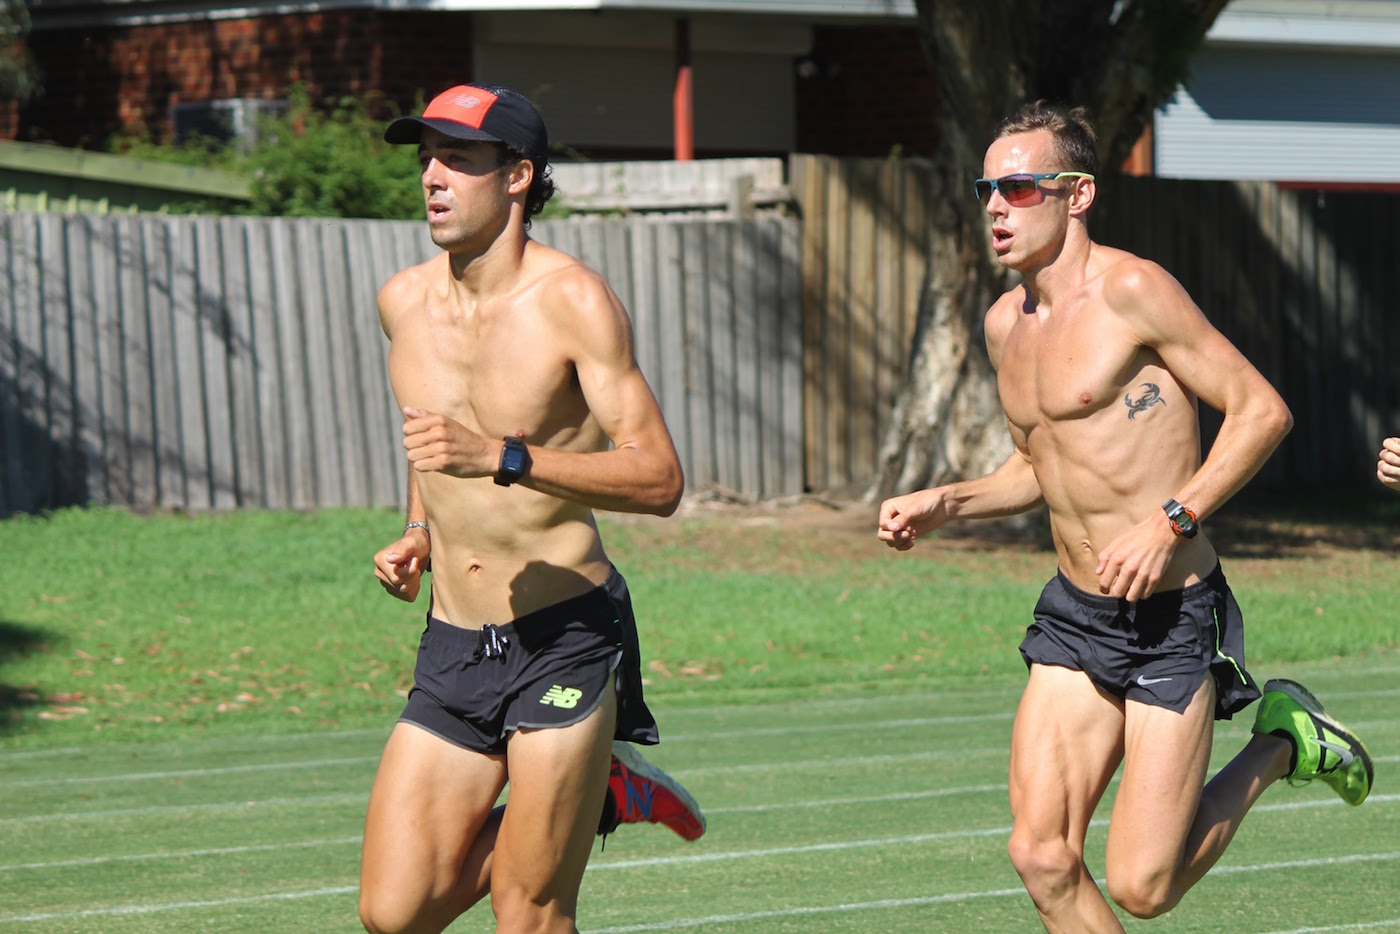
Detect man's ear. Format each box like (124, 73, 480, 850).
(1068, 176, 1096, 218)
(506, 159, 534, 196)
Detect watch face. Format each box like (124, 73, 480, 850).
(497, 438, 529, 486)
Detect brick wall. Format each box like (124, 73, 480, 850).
(16, 11, 475, 148)
(13, 11, 939, 158)
(795, 24, 939, 158)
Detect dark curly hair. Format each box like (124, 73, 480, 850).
(994, 101, 1099, 178)
(496, 145, 556, 229)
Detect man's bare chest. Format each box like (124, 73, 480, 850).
(998, 313, 1143, 430)
(388, 317, 586, 437)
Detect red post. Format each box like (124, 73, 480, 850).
(673, 17, 694, 161)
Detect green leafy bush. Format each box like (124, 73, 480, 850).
(108, 87, 423, 219)
(239, 88, 423, 219)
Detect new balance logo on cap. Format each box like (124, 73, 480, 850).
(446, 92, 483, 109)
(540, 685, 583, 709)
(383, 83, 549, 164)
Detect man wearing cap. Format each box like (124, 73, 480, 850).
(359, 84, 704, 934)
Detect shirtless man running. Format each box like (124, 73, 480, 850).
(358, 83, 704, 934)
(878, 101, 1373, 931)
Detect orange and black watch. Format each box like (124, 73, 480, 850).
(1163, 498, 1199, 538)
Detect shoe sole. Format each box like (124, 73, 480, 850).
(1263, 678, 1374, 804)
(612, 741, 707, 838)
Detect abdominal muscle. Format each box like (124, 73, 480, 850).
(1029, 425, 1219, 596)
(417, 473, 612, 629)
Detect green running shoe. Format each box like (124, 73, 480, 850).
(1252, 679, 1373, 806)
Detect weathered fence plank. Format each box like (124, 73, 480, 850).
(1, 210, 806, 514)
(10, 167, 1389, 517)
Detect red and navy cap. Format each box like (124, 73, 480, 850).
(384, 84, 548, 165)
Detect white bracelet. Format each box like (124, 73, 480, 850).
(404, 520, 429, 537)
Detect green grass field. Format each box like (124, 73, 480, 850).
(1, 501, 1397, 932)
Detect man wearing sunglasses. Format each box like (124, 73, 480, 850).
(879, 101, 1373, 931)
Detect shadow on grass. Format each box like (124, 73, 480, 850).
(0, 619, 50, 735)
(1210, 494, 1400, 557)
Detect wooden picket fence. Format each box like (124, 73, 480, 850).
(4, 163, 1398, 516)
(0, 212, 803, 515)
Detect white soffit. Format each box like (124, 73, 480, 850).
(1207, 1, 1400, 51)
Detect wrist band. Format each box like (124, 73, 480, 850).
(404, 520, 429, 536)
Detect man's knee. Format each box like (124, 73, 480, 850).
(359, 892, 420, 934)
(1106, 866, 1180, 919)
(359, 886, 463, 934)
(1007, 828, 1081, 899)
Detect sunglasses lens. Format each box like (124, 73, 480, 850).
(1000, 175, 1039, 204)
(975, 180, 993, 205)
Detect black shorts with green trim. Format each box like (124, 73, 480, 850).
(1018, 563, 1260, 720)
(398, 567, 660, 753)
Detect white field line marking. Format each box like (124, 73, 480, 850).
(586, 850, 1400, 934)
(2, 677, 1391, 771)
(0, 714, 1017, 788)
(585, 889, 1032, 933)
(1209, 851, 1400, 877)
(589, 827, 1015, 872)
(0, 728, 389, 763)
(0, 776, 1009, 829)
(2, 825, 1396, 924)
(4, 756, 379, 788)
(0, 837, 362, 871)
(584, 797, 1400, 872)
(9, 788, 1391, 871)
(649, 746, 1010, 780)
(0, 792, 364, 825)
(0, 787, 1005, 873)
(0, 735, 1015, 799)
(1260, 920, 1400, 933)
(664, 712, 1014, 742)
(0, 887, 359, 925)
(705, 784, 1006, 815)
(7, 742, 1397, 826)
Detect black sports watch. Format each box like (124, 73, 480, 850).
(495, 436, 530, 487)
(1163, 498, 1199, 539)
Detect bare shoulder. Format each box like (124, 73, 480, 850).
(522, 241, 632, 350)
(1093, 246, 1203, 339)
(376, 255, 443, 338)
(1096, 247, 1188, 312)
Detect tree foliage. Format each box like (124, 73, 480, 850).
(0, 0, 39, 102)
(110, 88, 424, 219)
(875, 0, 1228, 497)
(238, 89, 424, 219)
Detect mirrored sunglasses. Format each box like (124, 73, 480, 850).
(974, 171, 1094, 206)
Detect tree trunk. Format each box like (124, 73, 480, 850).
(872, 0, 1228, 500)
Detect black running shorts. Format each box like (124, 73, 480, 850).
(398, 567, 660, 753)
(1018, 564, 1260, 720)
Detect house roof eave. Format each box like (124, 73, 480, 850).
(28, 0, 916, 30)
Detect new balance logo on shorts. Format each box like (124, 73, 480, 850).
(540, 685, 584, 709)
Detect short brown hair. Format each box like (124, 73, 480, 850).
(995, 101, 1099, 177)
